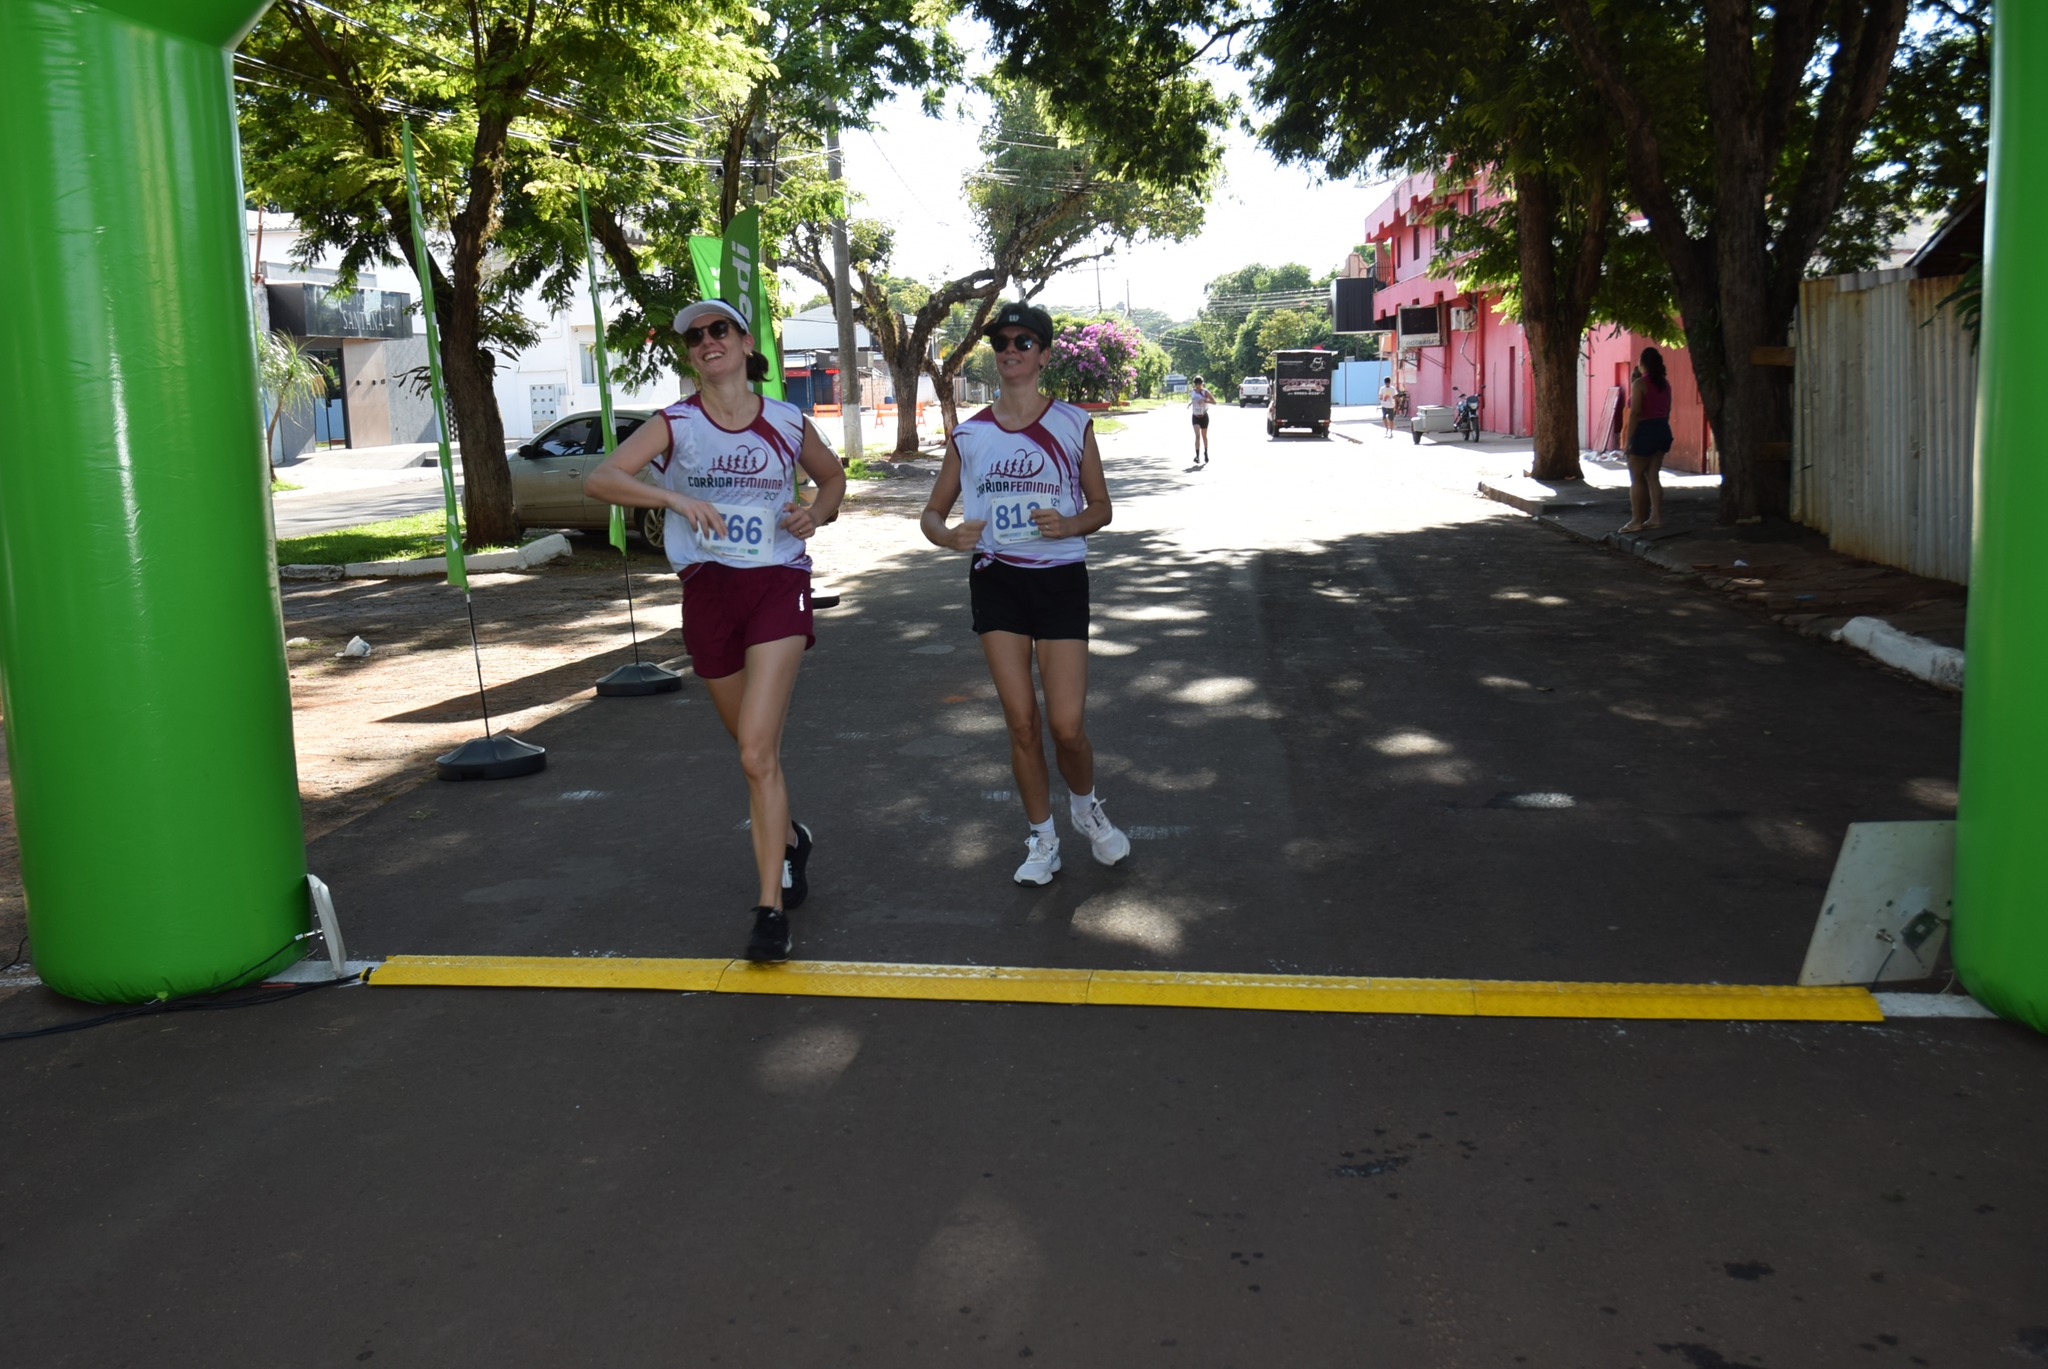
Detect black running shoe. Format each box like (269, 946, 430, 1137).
(745, 905, 792, 963)
(781, 822, 814, 911)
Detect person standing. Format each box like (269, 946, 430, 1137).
(1378, 375, 1397, 437)
(1619, 347, 1676, 533)
(583, 299, 847, 962)
(920, 301, 1132, 886)
(1188, 374, 1214, 466)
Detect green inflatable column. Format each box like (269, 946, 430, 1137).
(0, 0, 305, 1002)
(1955, 6, 2048, 1031)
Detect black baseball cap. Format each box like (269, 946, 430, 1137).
(983, 302, 1053, 348)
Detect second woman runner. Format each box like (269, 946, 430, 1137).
(921, 301, 1131, 885)
(584, 298, 846, 962)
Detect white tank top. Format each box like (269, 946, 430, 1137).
(1189, 388, 1210, 416)
(953, 398, 1092, 568)
(651, 394, 811, 572)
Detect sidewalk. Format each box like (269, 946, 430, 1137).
(1479, 454, 1968, 691)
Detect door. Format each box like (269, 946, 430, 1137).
(512, 416, 597, 523)
(571, 415, 646, 522)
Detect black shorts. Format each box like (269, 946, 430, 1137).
(969, 558, 1090, 640)
(1191, 413, 1209, 429)
(1629, 418, 1674, 457)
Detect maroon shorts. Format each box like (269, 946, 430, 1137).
(679, 562, 815, 679)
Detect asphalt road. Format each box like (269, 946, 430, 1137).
(272, 476, 452, 539)
(4, 402, 2042, 1367)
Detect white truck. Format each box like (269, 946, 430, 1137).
(1238, 374, 1271, 406)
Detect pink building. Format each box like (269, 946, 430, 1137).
(1360, 173, 1715, 474)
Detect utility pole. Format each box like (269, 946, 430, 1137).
(824, 117, 863, 463)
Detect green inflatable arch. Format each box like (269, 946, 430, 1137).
(0, 0, 2040, 1026)
(0, 0, 304, 1002)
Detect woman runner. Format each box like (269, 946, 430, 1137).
(920, 301, 1131, 885)
(1188, 375, 1214, 466)
(584, 299, 847, 962)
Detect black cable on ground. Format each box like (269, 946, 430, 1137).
(0, 937, 364, 1043)
(0, 934, 27, 975)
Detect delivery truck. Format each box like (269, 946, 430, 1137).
(1266, 349, 1333, 439)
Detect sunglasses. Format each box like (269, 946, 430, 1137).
(989, 333, 1041, 353)
(682, 318, 737, 347)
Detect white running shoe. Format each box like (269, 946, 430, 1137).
(1071, 798, 1132, 866)
(1013, 832, 1062, 885)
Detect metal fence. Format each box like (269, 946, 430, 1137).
(1793, 270, 1977, 584)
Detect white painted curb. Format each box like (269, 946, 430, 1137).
(1834, 615, 1965, 692)
(341, 533, 572, 579)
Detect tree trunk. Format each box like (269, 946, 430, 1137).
(1524, 317, 1584, 481)
(442, 309, 518, 549)
(895, 377, 922, 454)
(1512, 163, 1593, 483)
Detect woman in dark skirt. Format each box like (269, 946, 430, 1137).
(1619, 346, 1676, 533)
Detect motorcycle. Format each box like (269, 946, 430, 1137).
(1454, 387, 1483, 442)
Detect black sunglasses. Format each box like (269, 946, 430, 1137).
(682, 318, 737, 347)
(989, 332, 1041, 352)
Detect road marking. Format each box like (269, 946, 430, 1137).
(368, 954, 1888, 1022)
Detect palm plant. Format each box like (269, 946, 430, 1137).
(257, 329, 335, 469)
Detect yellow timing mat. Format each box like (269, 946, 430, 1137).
(369, 955, 1885, 1022)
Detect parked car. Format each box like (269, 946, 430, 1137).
(511, 409, 667, 547)
(1238, 374, 1271, 406)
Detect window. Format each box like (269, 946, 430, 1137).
(1411, 224, 1421, 258)
(1466, 190, 1477, 216)
(579, 343, 598, 386)
(535, 417, 595, 457)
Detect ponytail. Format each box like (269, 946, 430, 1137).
(746, 351, 770, 384)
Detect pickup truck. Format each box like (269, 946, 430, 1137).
(1238, 374, 1271, 406)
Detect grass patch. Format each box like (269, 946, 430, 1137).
(844, 457, 890, 481)
(271, 479, 302, 493)
(276, 512, 517, 566)
(1093, 416, 1128, 436)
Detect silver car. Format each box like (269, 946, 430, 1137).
(511, 408, 668, 548)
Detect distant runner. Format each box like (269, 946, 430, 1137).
(1189, 375, 1214, 466)
(583, 298, 847, 963)
(920, 301, 1132, 886)
(1379, 376, 1397, 437)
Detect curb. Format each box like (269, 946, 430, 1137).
(1479, 478, 1965, 694)
(281, 533, 572, 582)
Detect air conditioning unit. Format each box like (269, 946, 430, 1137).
(1449, 306, 1477, 332)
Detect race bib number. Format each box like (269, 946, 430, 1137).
(988, 495, 1046, 545)
(710, 502, 773, 561)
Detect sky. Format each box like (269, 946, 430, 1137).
(783, 43, 1395, 325)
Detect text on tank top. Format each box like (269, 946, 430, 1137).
(952, 398, 1091, 568)
(651, 393, 811, 572)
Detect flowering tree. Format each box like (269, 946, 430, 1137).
(1041, 317, 1144, 403)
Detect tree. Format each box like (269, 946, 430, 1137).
(256, 330, 337, 471)
(791, 78, 1209, 449)
(1255, 0, 1664, 482)
(1042, 316, 1144, 402)
(970, 0, 1981, 517)
(1550, 0, 1918, 520)
(238, 0, 757, 548)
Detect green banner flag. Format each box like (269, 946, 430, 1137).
(688, 235, 722, 300)
(720, 209, 784, 401)
(576, 172, 627, 554)
(398, 120, 467, 590)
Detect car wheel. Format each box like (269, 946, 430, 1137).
(638, 505, 665, 551)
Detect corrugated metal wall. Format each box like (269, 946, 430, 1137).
(1794, 271, 1977, 584)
